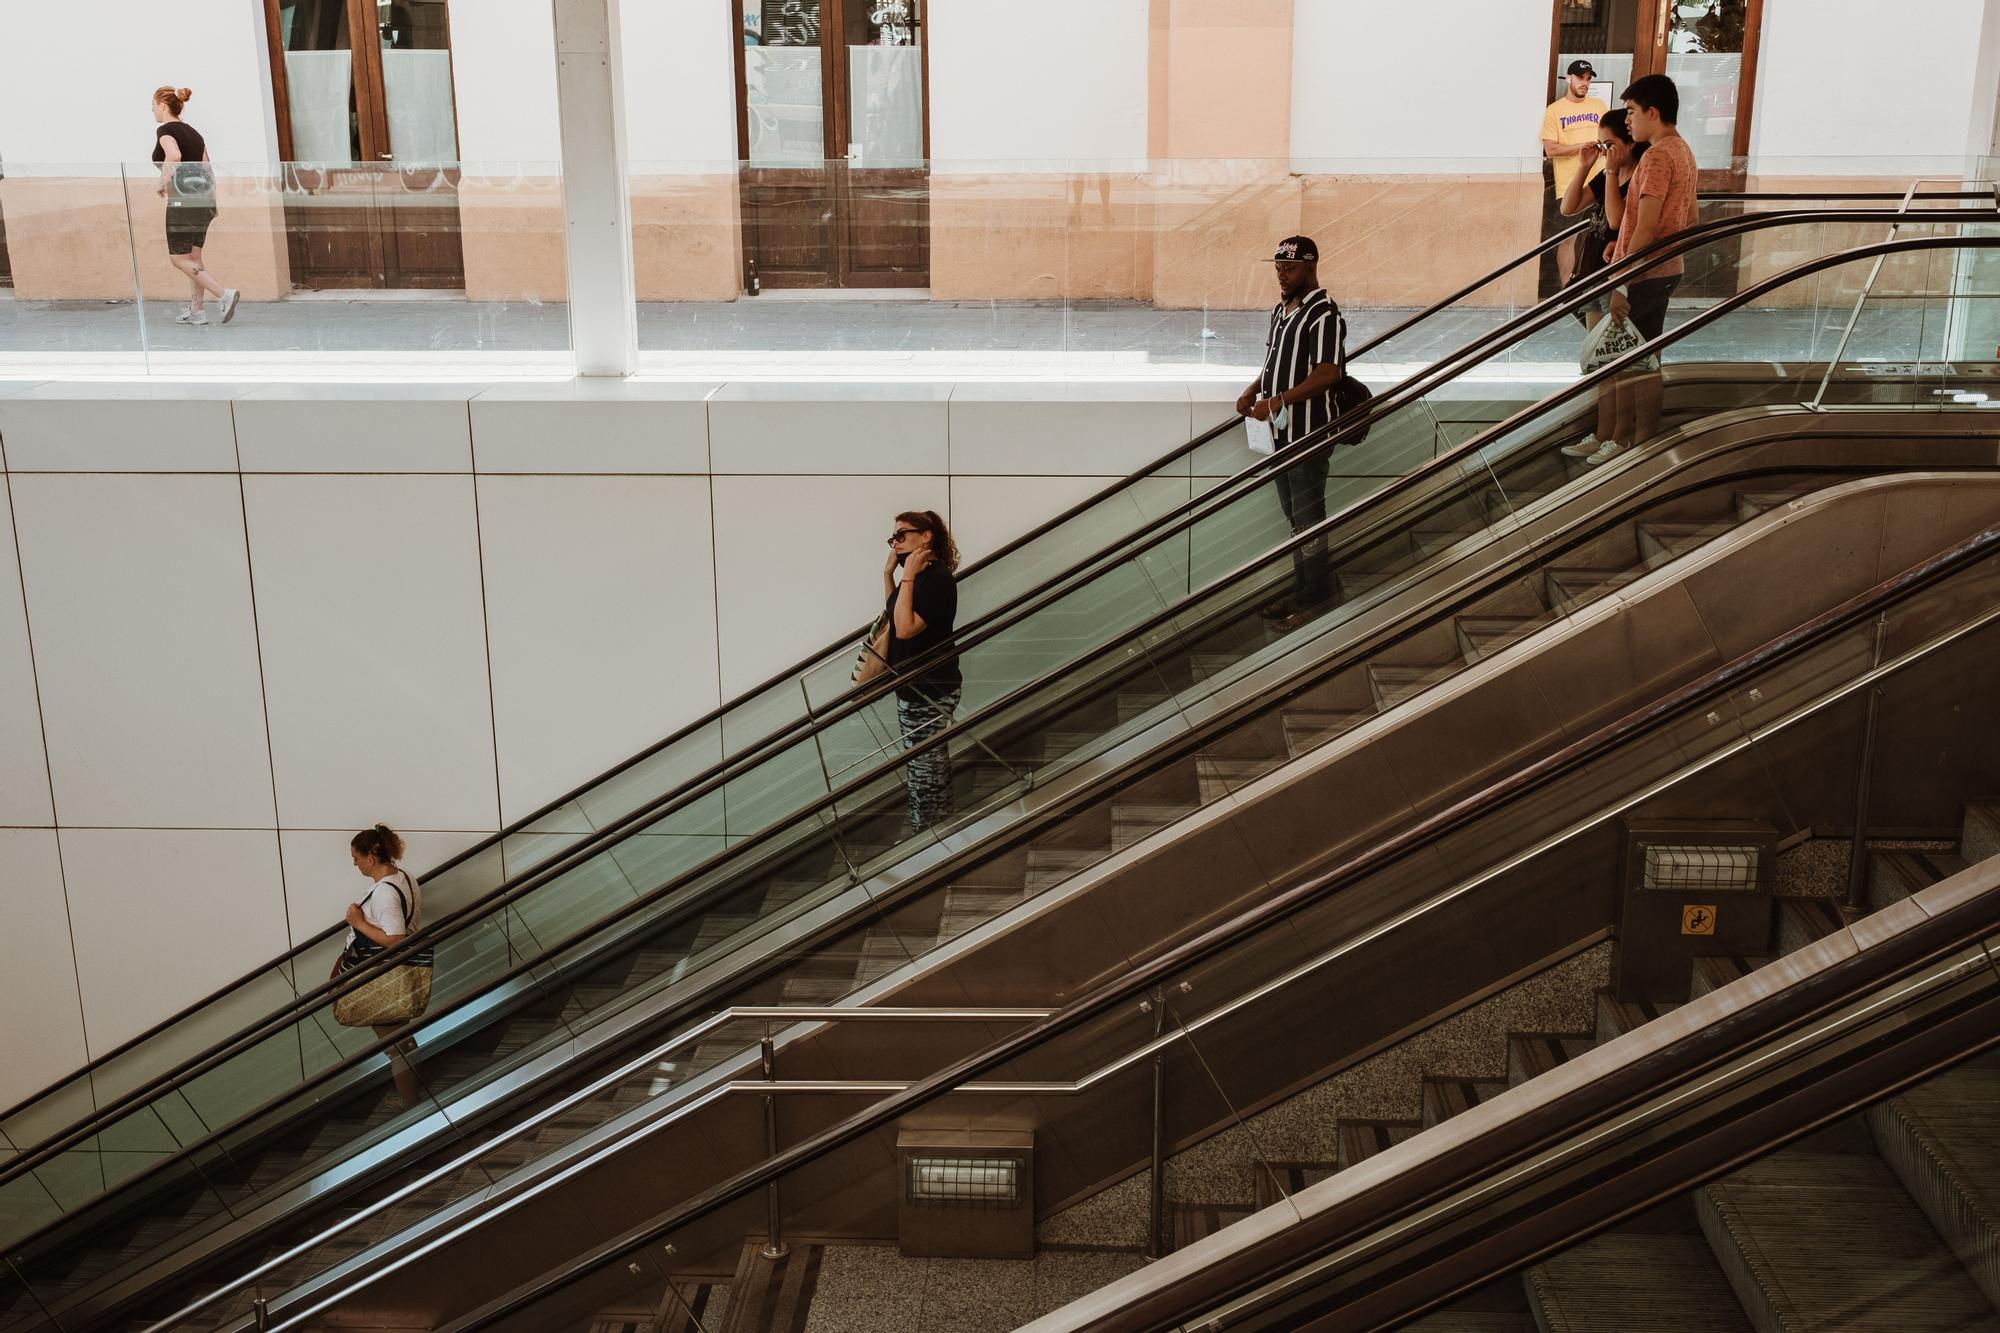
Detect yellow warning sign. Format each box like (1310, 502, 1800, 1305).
(1682, 904, 1718, 936)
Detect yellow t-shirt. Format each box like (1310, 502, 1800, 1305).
(1543, 96, 1608, 196)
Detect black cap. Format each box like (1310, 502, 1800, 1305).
(1270, 236, 1319, 263)
(1566, 59, 1597, 78)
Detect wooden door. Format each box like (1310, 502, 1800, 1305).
(735, 0, 930, 290)
(264, 0, 465, 289)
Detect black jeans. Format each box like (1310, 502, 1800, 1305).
(1274, 450, 1332, 605)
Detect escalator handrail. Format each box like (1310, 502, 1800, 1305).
(4, 216, 1989, 1204)
(442, 511, 2000, 1333)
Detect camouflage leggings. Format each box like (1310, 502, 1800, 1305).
(898, 688, 961, 833)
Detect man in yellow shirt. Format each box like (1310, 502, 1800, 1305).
(1541, 59, 1608, 286)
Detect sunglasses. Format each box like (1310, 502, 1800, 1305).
(888, 527, 920, 544)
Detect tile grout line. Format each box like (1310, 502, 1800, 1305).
(468, 403, 508, 836)
(230, 394, 297, 951)
(0, 463, 94, 1080)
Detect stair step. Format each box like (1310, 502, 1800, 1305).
(1688, 955, 1765, 1001)
(1403, 1315, 1536, 1332)
(1636, 519, 1735, 568)
(1544, 565, 1644, 613)
(1593, 987, 1679, 1043)
(1697, 1140, 2000, 1331)
(1023, 847, 1104, 894)
(1336, 569, 1396, 602)
(1172, 1201, 1255, 1250)
(1454, 615, 1542, 665)
(1775, 894, 1848, 955)
(1963, 803, 2000, 865)
(1421, 1077, 1510, 1130)
(1367, 661, 1460, 711)
(1412, 523, 1478, 558)
(1867, 1064, 2000, 1310)
(1504, 1032, 1595, 1089)
(1337, 1118, 1423, 1171)
(1279, 707, 1366, 759)
(1870, 850, 1969, 912)
(853, 930, 927, 986)
(1527, 1230, 1753, 1332)
(1249, 1160, 1341, 1211)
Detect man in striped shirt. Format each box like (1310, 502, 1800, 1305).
(1235, 235, 1348, 630)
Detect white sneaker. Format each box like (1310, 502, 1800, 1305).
(219, 289, 241, 324)
(1559, 433, 1601, 458)
(1585, 439, 1628, 466)
(176, 309, 208, 326)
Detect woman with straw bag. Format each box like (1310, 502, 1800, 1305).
(334, 824, 433, 1108)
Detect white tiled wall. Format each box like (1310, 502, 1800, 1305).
(0, 377, 1242, 1107)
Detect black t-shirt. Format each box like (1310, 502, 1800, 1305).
(152, 121, 215, 202)
(884, 566, 962, 702)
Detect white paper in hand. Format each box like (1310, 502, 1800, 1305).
(1244, 414, 1276, 455)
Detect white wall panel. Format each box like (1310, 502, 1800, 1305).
(446, 0, 564, 164)
(0, 830, 86, 1106)
(708, 383, 952, 474)
(927, 0, 1150, 167)
(233, 386, 476, 473)
(242, 475, 499, 831)
(478, 475, 722, 824)
(0, 384, 241, 473)
(710, 474, 949, 696)
(0, 1, 275, 164)
(1292, 0, 1547, 167)
(947, 383, 1192, 476)
(60, 828, 289, 1052)
(618, 0, 739, 165)
(0, 477, 53, 826)
(277, 827, 491, 951)
(948, 474, 1113, 567)
(12, 474, 275, 828)
(470, 381, 715, 474)
(1750, 0, 1987, 168)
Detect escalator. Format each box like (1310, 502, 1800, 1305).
(5, 207, 1997, 1333)
(383, 488, 2000, 1333)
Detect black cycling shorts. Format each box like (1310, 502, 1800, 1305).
(165, 204, 216, 255)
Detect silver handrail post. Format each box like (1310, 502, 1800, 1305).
(1810, 178, 1967, 410)
(759, 1031, 789, 1261)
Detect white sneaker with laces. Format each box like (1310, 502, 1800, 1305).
(1585, 439, 1628, 466)
(177, 309, 208, 326)
(219, 289, 241, 324)
(1559, 433, 1601, 458)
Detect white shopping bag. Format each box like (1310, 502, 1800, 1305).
(1244, 413, 1276, 455)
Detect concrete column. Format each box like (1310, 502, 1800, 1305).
(552, 0, 638, 375)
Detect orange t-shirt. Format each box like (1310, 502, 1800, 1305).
(1619, 132, 1698, 278)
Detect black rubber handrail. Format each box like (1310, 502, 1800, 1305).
(442, 482, 2000, 1333)
(23, 181, 1970, 1134)
(0, 210, 1982, 1217)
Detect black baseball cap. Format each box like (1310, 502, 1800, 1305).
(1566, 59, 1597, 78)
(1270, 236, 1319, 263)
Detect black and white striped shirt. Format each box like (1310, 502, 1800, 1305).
(1260, 288, 1346, 447)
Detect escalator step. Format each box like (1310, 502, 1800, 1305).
(1421, 1078, 1510, 1130)
(1249, 1161, 1340, 1211)
(1454, 615, 1541, 665)
(1111, 802, 1198, 849)
(1866, 1065, 2000, 1310)
(1593, 988, 1678, 1044)
(1775, 895, 1849, 954)
(1543, 566, 1644, 614)
(1337, 1119, 1423, 1171)
(1367, 662, 1461, 711)
(1697, 1143, 2000, 1331)
(937, 884, 1033, 941)
(1636, 520, 1736, 569)
(1195, 755, 1287, 805)
(1172, 1201, 1254, 1250)
(1734, 489, 1805, 523)
(1279, 707, 1366, 759)
(1526, 1231, 1752, 1332)
(1504, 1033, 1594, 1089)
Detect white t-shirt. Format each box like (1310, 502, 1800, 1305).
(348, 869, 420, 947)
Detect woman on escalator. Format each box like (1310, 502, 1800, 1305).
(857, 511, 963, 835)
(335, 825, 431, 1109)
